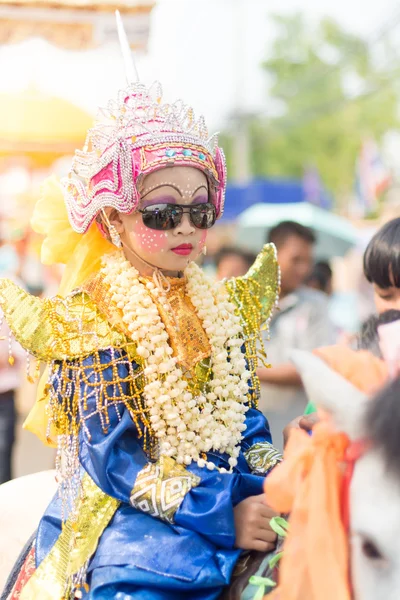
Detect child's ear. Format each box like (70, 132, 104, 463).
(290, 350, 369, 439)
(107, 209, 124, 234)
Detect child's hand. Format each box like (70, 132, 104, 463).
(233, 494, 278, 552)
(283, 413, 320, 447)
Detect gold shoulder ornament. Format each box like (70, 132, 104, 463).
(0, 276, 144, 448)
(0, 278, 127, 363)
(224, 243, 280, 403)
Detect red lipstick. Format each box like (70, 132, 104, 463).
(172, 244, 193, 256)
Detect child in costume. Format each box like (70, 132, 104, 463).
(0, 77, 281, 600)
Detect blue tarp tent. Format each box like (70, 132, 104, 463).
(221, 178, 332, 221)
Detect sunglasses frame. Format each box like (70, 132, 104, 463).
(138, 202, 217, 231)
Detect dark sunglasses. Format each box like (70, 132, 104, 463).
(138, 202, 216, 231)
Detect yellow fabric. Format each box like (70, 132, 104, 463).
(31, 176, 114, 296)
(23, 177, 115, 444)
(20, 473, 119, 600)
(23, 365, 58, 447)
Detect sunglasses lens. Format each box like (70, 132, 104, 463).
(141, 205, 182, 230)
(190, 204, 216, 229)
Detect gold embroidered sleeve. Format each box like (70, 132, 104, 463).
(0, 278, 128, 362)
(243, 442, 282, 475)
(130, 456, 201, 524)
(225, 243, 280, 339)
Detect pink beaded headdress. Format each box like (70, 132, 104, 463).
(61, 55, 227, 234)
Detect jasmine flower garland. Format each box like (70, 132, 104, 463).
(102, 252, 250, 472)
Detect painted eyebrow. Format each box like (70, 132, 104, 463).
(141, 183, 183, 199)
(192, 185, 208, 195)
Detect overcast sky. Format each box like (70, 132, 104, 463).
(0, 0, 399, 130)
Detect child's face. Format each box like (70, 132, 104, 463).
(112, 166, 212, 274)
(373, 282, 400, 314)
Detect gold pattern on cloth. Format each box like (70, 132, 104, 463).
(142, 276, 211, 371)
(20, 474, 119, 600)
(0, 278, 127, 362)
(130, 456, 201, 524)
(243, 442, 282, 475)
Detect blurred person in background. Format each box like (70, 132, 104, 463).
(283, 217, 400, 443)
(306, 260, 333, 295)
(306, 260, 348, 340)
(215, 246, 256, 280)
(257, 221, 336, 448)
(0, 238, 25, 483)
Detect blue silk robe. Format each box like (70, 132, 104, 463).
(35, 351, 278, 600)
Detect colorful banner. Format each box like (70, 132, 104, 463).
(354, 138, 391, 215)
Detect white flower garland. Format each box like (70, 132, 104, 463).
(101, 252, 250, 472)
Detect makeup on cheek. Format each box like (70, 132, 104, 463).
(133, 219, 169, 254)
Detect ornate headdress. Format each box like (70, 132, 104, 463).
(61, 81, 227, 234)
(31, 14, 227, 295)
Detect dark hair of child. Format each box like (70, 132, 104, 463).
(363, 218, 400, 289)
(358, 309, 400, 357)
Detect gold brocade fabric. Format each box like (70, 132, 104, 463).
(82, 273, 136, 346)
(20, 474, 119, 600)
(130, 456, 201, 524)
(243, 442, 283, 475)
(142, 276, 211, 371)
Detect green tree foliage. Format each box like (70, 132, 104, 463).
(223, 13, 400, 197)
